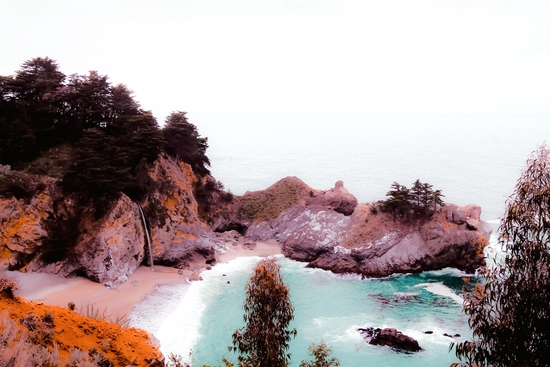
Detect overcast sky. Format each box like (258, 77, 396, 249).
(1, 0, 549, 124)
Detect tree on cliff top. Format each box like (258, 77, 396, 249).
(232, 258, 297, 367)
(380, 180, 444, 221)
(163, 111, 210, 176)
(453, 145, 550, 367)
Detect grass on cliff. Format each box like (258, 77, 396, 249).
(237, 177, 312, 223)
(0, 278, 163, 367)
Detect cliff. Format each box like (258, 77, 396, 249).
(0, 156, 242, 286)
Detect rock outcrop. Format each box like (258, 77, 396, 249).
(245, 193, 491, 277)
(359, 327, 422, 352)
(305, 180, 358, 216)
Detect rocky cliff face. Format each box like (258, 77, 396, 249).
(0, 156, 241, 286)
(0, 175, 56, 270)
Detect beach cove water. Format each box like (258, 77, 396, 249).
(131, 253, 486, 366)
(130, 114, 549, 365)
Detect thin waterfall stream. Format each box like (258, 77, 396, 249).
(138, 204, 154, 271)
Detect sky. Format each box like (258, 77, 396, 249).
(1, 0, 550, 125)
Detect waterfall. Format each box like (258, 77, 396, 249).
(138, 204, 154, 271)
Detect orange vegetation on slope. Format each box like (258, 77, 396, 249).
(0, 291, 164, 367)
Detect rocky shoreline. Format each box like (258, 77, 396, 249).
(0, 157, 492, 286)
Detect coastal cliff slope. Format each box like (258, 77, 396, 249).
(1, 160, 491, 285)
(0, 156, 241, 286)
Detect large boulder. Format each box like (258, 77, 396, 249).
(57, 195, 145, 286)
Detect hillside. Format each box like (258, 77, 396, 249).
(0, 279, 163, 366)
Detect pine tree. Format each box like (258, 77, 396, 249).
(163, 111, 210, 176)
(232, 258, 297, 367)
(453, 145, 550, 366)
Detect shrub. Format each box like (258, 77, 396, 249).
(300, 342, 340, 367)
(0, 277, 18, 298)
(0, 171, 46, 202)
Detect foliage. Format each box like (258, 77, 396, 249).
(237, 178, 311, 222)
(380, 179, 444, 221)
(231, 258, 297, 367)
(194, 178, 219, 219)
(299, 342, 340, 367)
(41, 203, 82, 264)
(0, 170, 47, 202)
(452, 145, 550, 366)
(163, 111, 211, 176)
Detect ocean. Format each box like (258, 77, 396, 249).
(130, 114, 550, 366)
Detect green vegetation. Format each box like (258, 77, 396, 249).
(237, 177, 311, 222)
(452, 145, 550, 366)
(225, 258, 339, 367)
(231, 258, 297, 367)
(300, 342, 341, 367)
(380, 179, 444, 221)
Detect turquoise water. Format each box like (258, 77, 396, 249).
(132, 252, 483, 366)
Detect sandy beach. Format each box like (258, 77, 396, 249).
(1, 240, 281, 321)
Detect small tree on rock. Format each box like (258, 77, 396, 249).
(453, 145, 550, 366)
(232, 258, 297, 367)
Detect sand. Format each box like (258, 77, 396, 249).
(1, 240, 282, 320)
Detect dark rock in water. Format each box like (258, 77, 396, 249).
(424, 331, 433, 334)
(359, 327, 422, 352)
(443, 333, 461, 338)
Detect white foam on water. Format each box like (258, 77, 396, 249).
(129, 283, 190, 335)
(155, 281, 208, 360)
(414, 282, 463, 304)
(151, 256, 266, 361)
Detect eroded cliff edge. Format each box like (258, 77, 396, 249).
(1, 160, 491, 285)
